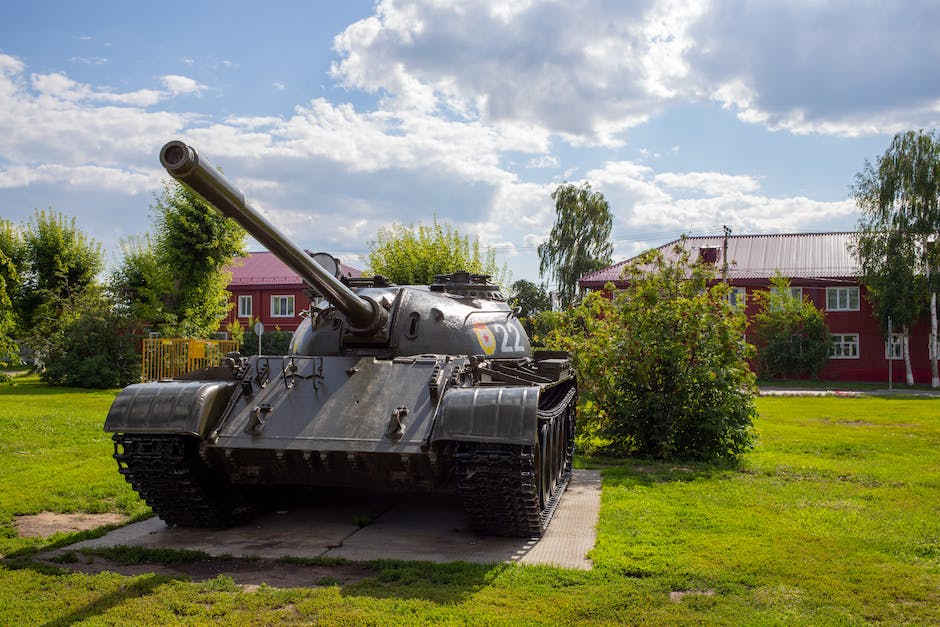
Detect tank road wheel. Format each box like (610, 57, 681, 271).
(456, 383, 577, 537)
(113, 433, 238, 527)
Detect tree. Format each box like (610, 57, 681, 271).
(538, 182, 613, 308)
(750, 275, 831, 380)
(16, 210, 103, 359)
(508, 279, 551, 317)
(853, 230, 924, 384)
(508, 279, 553, 340)
(367, 218, 507, 286)
(110, 182, 246, 338)
(545, 244, 757, 463)
(853, 130, 940, 387)
(0, 219, 22, 372)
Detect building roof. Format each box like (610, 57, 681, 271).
(580, 232, 859, 288)
(228, 251, 362, 287)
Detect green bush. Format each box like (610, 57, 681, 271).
(545, 245, 757, 463)
(521, 309, 565, 346)
(238, 317, 293, 356)
(41, 307, 139, 388)
(751, 275, 830, 379)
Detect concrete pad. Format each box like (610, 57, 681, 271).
(64, 470, 601, 570)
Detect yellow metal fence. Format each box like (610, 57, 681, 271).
(141, 338, 239, 382)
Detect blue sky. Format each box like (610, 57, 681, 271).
(1, 1, 938, 284)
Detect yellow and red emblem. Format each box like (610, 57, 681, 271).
(472, 323, 496, 355)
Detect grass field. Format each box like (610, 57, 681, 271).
(1, 375, 938, 624)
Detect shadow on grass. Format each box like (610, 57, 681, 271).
(340, 559, 511, 604)
(1, 557, 178, 627)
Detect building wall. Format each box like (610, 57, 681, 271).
(733, 280, 933, 384)
(223, 285, 311, 333)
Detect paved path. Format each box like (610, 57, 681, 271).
(62, 470, 601, 570)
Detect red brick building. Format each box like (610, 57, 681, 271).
(223, 252, 361, 333)
(579, 232, 934, 384)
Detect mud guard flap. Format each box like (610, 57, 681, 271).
(432, 386, 539, 445)
(104, 380, 235, 437)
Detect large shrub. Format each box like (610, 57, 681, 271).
(546, 245, 757, 463)
(751, 275, 830, 379)
(41, 304, 139, 388)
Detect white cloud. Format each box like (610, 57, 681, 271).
(160, 75, 207, 97)
(689, 1, 940, 136)
(329, 0, 940, 143)
(654, 171, 761, 196)
(585, 159, 856, 239)
(330, 0, 705, 146)
(0, 164, 158, 192)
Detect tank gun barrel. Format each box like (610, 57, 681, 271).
(159, 140, 387, 333)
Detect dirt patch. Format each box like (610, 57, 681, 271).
(15, 512, 128, 538)
(40, 553, 376, 589)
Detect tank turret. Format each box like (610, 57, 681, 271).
(104, 141, 577, 538)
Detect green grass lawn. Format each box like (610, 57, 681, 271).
(1, 376, 938, 624)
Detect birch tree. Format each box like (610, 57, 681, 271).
(853, 130, 940, 387)
(853, 230, 924, 385)
(538, 182, 613, 308)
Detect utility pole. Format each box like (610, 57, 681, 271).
(722, 225, 731, 282)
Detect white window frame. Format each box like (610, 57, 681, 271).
(728, 287, 746, 307)
(830, 333, 860, 359)
(885, 333, 903, 360)
(270, 295, 295, 318)
(826, 286, 860, 312)
(237, 295, 252, 318)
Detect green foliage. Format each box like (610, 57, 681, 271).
(110, 182, 245, 338)
(40, 293, 139, 388)
(538, 182, 613, 308)
(854, 230, 924, 333)
(509, 279, 553, 339)
(367, 217, 507, 286)
(508, 279, 551, 317)
(0, 220, 22, 368)
(546, 244, 757, 462)
(751, 275, 831, 379)
(14, 210, 103, 352)
(238, 317, 293, 356)
(524, 309, 565, 346)
(853, 129, 940, 384)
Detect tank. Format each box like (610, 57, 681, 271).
(104, 140, 577, 537)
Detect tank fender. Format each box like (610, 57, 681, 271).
(431, 386, 539, 445)
(104, 380, 235, 437)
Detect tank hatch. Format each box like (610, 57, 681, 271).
(429, 271, 505, 301)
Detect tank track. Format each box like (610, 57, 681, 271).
(112, 433, 237, 527)
(455, 384, 577, 537)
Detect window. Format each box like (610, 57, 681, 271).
(271, 295, 295, 317)
(827, 286, 860, 311)
(237, 295, 252, 318)
(830, 333, 859, 359)
(728, 287, 746, 307)
(886, 333, 904, 360)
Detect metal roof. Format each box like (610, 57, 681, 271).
(228, 251, 362, 287)
(580, 232, 859, 287)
